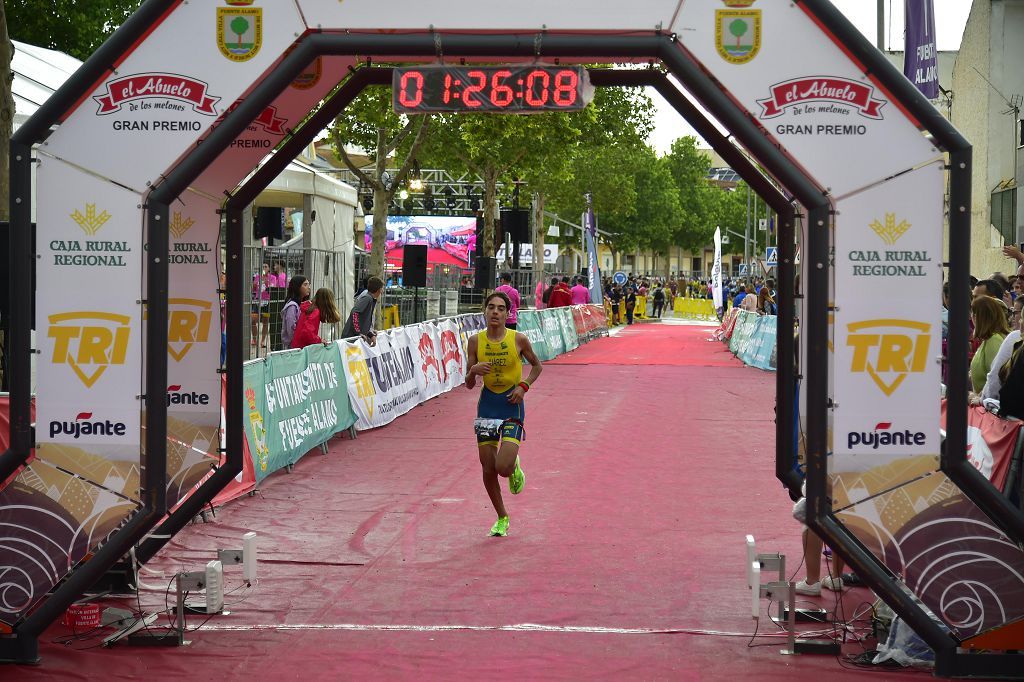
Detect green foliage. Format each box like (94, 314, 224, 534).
(330, 85, 417, 165)
(7, 0, 143, 60)
(230, 16, 250, 44)
(729, 19, 748, 42)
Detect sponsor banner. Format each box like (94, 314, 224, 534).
(904, 0, 939, 100)
(556, 307, 580, 352)
(571, 306, 587, 341)
(35, 157, 142, 457)
(191, 55, 357, 196)
(253, 344, 356, 482)
(44, 0, 307, 191)
(457, 313, 486, 358)
(712, 227, 723, 310)
(411, 320, 466, 401)
(583, 206, 603, 305)
(540, 309, 566, 356)
(495, 243, 560, 266)
(0, 458, 142, 625)
(517, 311, 552, 362)
(341, 332, 422, 431)
(833, 163, 943, 472)
(162, 192, 224, 503)
(673, 2, 940, 197)
(940, 403, 1020, 493)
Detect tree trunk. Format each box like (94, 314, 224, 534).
(0, 3, 14, 223)
(370, 185, 388, 279)
(482, 170, 498, 258)
(532, 192, 545, 303)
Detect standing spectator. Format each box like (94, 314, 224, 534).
(494, 272, 521, 329)
(570, 276, 591, 305)
(624, 286, 637, 324)
(973, 279, 1004, 302)
(609, 285, 623, 325)
(973, 296, 1023, 404)
(970, 295, 1011, 393)
(732, 284, 748, 310)
(272, 261, 288, 287)
(542, 276, 558, 307)
(342, 276, 384, 344)
(291, 287, 342, 349)
(534, 276, 547, 310)
(281, 275, 311, 349)
(251, 263, 273, 349)
(757, 278, 776, 315)
(548, 277, 573, 308)
(651, 283, 666, 318)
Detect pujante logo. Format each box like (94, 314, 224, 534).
(715, 0, 761, 65)
(346, 345, 375, 418)
(245, 387, 270, 472)
(71, 203, 111, 235)
(167, 299, 213, 362)
(758, 76, 886, 119)
(847, 319, 931, 396)
(94, 73, 221, 115)
(846, 422, 927, 450)
(870, 212, 911, 245)
(167, 384, 211, 407)
(48, 411, 128, 440)
(218, 0, 262, 62)
(48, 312, 131, 387)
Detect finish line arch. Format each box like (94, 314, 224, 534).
(4, 1, 1022, 675)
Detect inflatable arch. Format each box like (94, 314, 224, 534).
(4, 0, 1023, 674)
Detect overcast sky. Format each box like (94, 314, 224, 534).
(648, 0, 974, 154)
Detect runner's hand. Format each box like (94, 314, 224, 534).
(471, 362, 492, 376)
(507, 386, 525, 404)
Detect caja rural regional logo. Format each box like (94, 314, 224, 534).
(715, 0, 761, 65)
(846, 319, 931, 396)
(48, 312, 131, 387)
(218, 0, 262, 62)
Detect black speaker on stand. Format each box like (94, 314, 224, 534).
(255, 207, 284, 244)
(402, 244, 428, 288)
(475, 257, 496, 290)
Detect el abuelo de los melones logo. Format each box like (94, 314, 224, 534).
(94, 73, 221, 132)
(758, 76, 886, 137)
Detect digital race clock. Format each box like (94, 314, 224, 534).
(392, 65, 593, 114)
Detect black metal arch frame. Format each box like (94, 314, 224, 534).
(5, 1, 1019, 675)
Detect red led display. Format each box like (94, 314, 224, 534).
(393, 65, 592, 113)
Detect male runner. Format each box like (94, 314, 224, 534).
(465, 291, 543, 536)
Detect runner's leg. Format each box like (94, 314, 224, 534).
(478, 444, 507, 519)
(495, 440, 520, 478)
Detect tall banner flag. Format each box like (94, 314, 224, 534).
(904, 0, 939, 100)
(712, 227, 724, 310)
(582, 193, 603, 305)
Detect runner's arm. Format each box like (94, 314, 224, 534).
(465, 335, 480, 389)
(518, 333, 542, 386)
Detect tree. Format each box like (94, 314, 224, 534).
(328, 85, 430, 279)
(230, 17, 249, 48)
(6, 0, 143, 60)
(729, 20, 748, 49)
(663, 136, 719, 255)
(1, 0, 13, 222)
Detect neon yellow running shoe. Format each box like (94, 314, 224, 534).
(489, 516, 509, 537)
(509, 457, 525, 495)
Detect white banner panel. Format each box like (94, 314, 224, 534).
(35, 156, 143, 456)
(299, 0, 677, 32)
(45, 0, 306, 191)
(340, 331, 423, 431)
(495, 243, 559, 265)
(191, 55, 359, 197)
(673, 1, 940, 197)
(833, 162, 944, 480)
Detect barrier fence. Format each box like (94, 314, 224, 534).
(713, 308, 777, 371)
(194, 304, 608, 505)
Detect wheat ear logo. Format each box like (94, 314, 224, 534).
(870, 213, 911, 245)
(169, 212, 196, 239)
(71, 204, 112, 235)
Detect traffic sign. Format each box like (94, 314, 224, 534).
(738, 263, 748, 276)
(613, 271, 628, 285)
(765, 247, 778, 266)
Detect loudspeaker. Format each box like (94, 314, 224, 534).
(500, 208, 530, 243)
(475, 257, 496, 290)
(254, 207, 284, 240)
(402, 244, 428, 288)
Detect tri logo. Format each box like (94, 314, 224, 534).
(846, 319, 931, 396)
(48, 311, 131, 388)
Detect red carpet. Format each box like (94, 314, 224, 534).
(15, 324, 919, 680)
(552, 322, 740, 367)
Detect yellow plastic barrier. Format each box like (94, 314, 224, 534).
(633, 295, 647, 319)
(382, 304, 401, 330)
(672, 296, 717, 320)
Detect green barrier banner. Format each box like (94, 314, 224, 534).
(256, 344, 357, 482)
(242, 360, 271, 481)
(541, 309, 566, 356)
(557, 307, 579, 351)
(517, 311, 553, 361)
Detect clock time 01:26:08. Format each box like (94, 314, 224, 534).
(393, 66, 589, 113)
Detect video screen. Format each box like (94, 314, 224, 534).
(364, 215, 477, 267)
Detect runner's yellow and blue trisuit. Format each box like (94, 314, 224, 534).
(474, 328, 524, 446)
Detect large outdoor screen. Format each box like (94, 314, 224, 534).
(364, 215, 477, 267)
